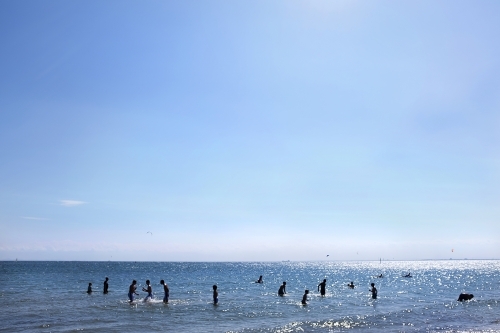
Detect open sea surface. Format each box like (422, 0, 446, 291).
(1, 260, 499, 332)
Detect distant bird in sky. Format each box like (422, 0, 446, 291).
(147, 231, 152, 236)
(326, 255, 329, 257)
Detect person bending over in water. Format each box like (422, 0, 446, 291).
(370, 283, 377, 299)
(213, 285, 218, 305)
(278, 282, 287, 296)
(87, 283, 92, 294)
(302, 290, 309, 305)
(142, 280, 153, 301)
(347, 281, 355, 289)
(318, 279, 327, 296)
(103, 277, 109, 294)
(160, 280, 169, 304)
(256, 275, 263, 284)
(128, 280, 139, 302)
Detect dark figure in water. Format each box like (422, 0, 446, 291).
(458, 293, 474, 301)
(301, 289, 309, 305)
(103, 277, 109, 294)
(160, 280, 169, 303)
(128, 280, 138, 303)
(403, 272, 412, 278)
(370, 283, 377, 299)
(142, 280, 153, 301)
(318, 279, 327, 296)
(87, 283, 92, 294)
(278, 282, 287, 296)
(256, 275, 263, 284)
(347, 281, 355, 289)
(377, 274, 383, 278)
(213, 285, 218, 305)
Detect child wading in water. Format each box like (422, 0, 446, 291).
(160, 280, 169, 304)
(278, 282, 286, 296)
(103, 277, 109, 294)
(213, 285, 218, 305)
(142, 280, 153, 301)
(128, 280, 138, 303)
(301, 289, 309, 305)
(370, 283, 378, 299)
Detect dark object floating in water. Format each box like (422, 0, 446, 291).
(458, 293, 474, 301)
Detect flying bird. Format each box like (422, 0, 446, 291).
(147, 231, 152, 236)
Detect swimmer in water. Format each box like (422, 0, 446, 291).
(302, 289, 309, 305)
(160, 280, 169, 304)
(213, 285, 218, 305)
(128, 280, 138, 303)
(256, 275, 263, 284)
(142, 280, 153, 301)
(318, 279, 326, 296)
(377, 274, 383, 278)
(347, 281, 355, 289)
(370, 283, 377, 299)
(87, 282, 92, 294)
(278, 282, 287, 296)
(103, 277, 109, 294)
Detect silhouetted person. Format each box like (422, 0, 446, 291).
(318, 279, 326, 296)
(278, 282, 287, 296)
(128, 280, 138, 303)
(103, 277, 109, 294)
(213, 285, 218, 305)
(87, 283, 92, 294)
(142, 280, 153, 301)
(302, 290, 309, 305)
(370, 283, 377, 299)
(256, 275, 263, 283)
(160, 280, 169, 304)
(348, 281, 355, 289)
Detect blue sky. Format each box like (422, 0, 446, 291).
(1, 0, 499, 261)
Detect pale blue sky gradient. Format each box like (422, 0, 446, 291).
(1, 0, 499, 260)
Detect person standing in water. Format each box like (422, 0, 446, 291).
(278, 282, 287, 296)
(87, 283, 92, 294)
(160, 280, 169, 304)
(347, 281, 355, 289)
(128, 280, 138, 303)
(301, 289, 309, 305)
(370, 283, 377, 299)
(213, 285, 218, 305)
(256, 275, 263, 283)
(318, 279, 327, 296)
(103, 277, 109, 294)
(142, 280, 153, 301)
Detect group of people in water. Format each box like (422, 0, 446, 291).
(87, 275, 379, 306)
(86, 272, 473, 305)
(127, 279, 171, 303)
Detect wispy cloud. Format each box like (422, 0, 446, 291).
(60, 200, 86, 207)
(21, 216, 50, 221)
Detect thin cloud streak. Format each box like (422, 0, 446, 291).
(21, 216, 50, 220)
(60, 200, 86, 207)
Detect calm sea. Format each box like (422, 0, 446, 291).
(1, 260, 499, 332)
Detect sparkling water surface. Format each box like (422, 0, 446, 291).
(1, 260, 499, 332)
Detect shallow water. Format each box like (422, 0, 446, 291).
(0, 260, 499, 332)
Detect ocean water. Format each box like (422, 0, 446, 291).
(0, 260, 499, 332)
